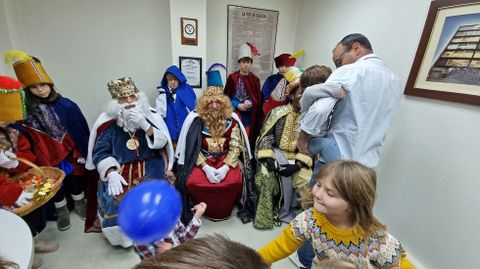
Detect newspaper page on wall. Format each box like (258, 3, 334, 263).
(227, 5, 279, 83)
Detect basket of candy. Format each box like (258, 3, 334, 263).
(3, 158, 65, 216)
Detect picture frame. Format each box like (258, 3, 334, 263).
(180, 17, 198, 46)
(227, 5, 279, 83)
(405, 0, 480, 106)
(179, 56, 202, 88)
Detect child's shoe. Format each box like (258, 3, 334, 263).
(74, 198, 86, 220)
(32, 256, 43, 269)
(35, 240, 59, 253)
(55, 205, 71, 231)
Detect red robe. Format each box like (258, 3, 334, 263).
(0, 129, 37, 206)
(224, 71, 263, 151)
(186, 119, 243, 221)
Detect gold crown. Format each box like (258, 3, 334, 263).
(203, 86, 224, 97)
(107, 77, 139, 99)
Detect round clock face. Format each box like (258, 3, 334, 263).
(184, 24, 195, 35)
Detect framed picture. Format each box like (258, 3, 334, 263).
(405, 0, 480, 106)
(227, 5, 279, 83)
(181, 17, 198, 46)
(179, 56, 202, 88)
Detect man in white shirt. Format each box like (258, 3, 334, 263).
(295, 33, 403, 269)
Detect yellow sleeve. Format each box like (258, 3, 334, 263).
(195, 152, 206, 166)
(257, 224, 306, 265)
(401, 255, 416, 269)
(224, 124, 242, 168)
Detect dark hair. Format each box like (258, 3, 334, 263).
(238, 57, 253, 64)
(338, 33, 372, 51)
(135, 234, 270, 269)
(300, 65, 332, 89)
(24, 84, 60, 112)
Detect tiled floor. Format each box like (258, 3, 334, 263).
(37, 212, 296, 269)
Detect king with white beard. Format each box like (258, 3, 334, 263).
(85, 77, 174, 247)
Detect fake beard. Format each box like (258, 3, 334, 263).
(201, 110, 227, 139)
(105, 98, 149, 133)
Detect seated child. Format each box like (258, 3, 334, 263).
(133, 202, 207, 260)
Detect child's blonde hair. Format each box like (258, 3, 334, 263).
(301, 160, 386, 239)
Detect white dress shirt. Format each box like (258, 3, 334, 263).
(326, 54, 402, 167)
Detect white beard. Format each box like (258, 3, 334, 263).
(104, 93, 151, 133)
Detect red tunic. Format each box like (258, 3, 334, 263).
(224, 71, 263, 151)
(186, 120, 243, 221)
(0, 129, 37, 206)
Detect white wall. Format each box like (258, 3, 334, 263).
(0, 1, 10, 75)
(1, 0, 172, 126)
(206, 0, 302, 85)
(296, 1, 480, 268)
(169, 0, 207, 97)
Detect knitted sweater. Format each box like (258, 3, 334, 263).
(258, 208, 414, 269)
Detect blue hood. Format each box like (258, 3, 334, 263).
(158, 65, 187, 89)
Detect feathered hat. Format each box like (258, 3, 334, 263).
(238, 42, 260, 62)
(284, 66, 303, 94)
(0, 75, 27, 122)
(206, 63, 226, 87)
(107, 77, 140, 99)
(274, 49, 305, 68)
(4, 50, 54, 88)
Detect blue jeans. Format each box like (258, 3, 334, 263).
(308, 136, 342, 188)
(297, 241, 315, 269)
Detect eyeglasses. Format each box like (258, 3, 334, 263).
(334, 48, 351, 68)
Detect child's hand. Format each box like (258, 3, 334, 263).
(154, 241, 173, 253)
(244, 100, 252, 108)
(337, 88, 345, 99)
(237, 103, 247, 111)
(193, 202, 207, 219)
(297, 130, 311, 154)
(165, 170, 176, 185)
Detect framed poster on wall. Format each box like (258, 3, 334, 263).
(405, 0, 480, 106)
(179, 56, 202, 88)
(227, 5, 278, 83)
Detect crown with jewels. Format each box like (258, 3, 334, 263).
(203, 86, 224, 97)
(107, 77, 139, 99)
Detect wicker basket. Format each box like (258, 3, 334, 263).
(6, 158, 65, 216)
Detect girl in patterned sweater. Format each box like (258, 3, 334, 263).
(258, 160, 414, 269)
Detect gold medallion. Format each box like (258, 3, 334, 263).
(126, 138, 140, 150)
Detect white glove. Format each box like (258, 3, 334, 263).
(202, 165, 219, 184)
(128, 110, 150, 131)
(15, 191, 33, 207)
(106, 171, 128, 196)
(215, 165, 230, 182)
(0, 151, 19, 169)
(77, 157, 86, 164)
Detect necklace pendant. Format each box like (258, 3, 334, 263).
(126, 138, 140, 150)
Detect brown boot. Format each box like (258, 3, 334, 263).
(35, 240, 59, 253)
(32, 256, 43, 269)
(74, 198, 86, 220)
(55, 205, 71, 231)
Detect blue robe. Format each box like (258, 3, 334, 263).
(93, 123, 165, 228)
(261, 73, 283, 101)
(157, 65, 196, 141)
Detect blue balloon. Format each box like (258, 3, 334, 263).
(118, 180, 182, 243)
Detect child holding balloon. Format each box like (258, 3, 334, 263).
(133, 202, 207, 260)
